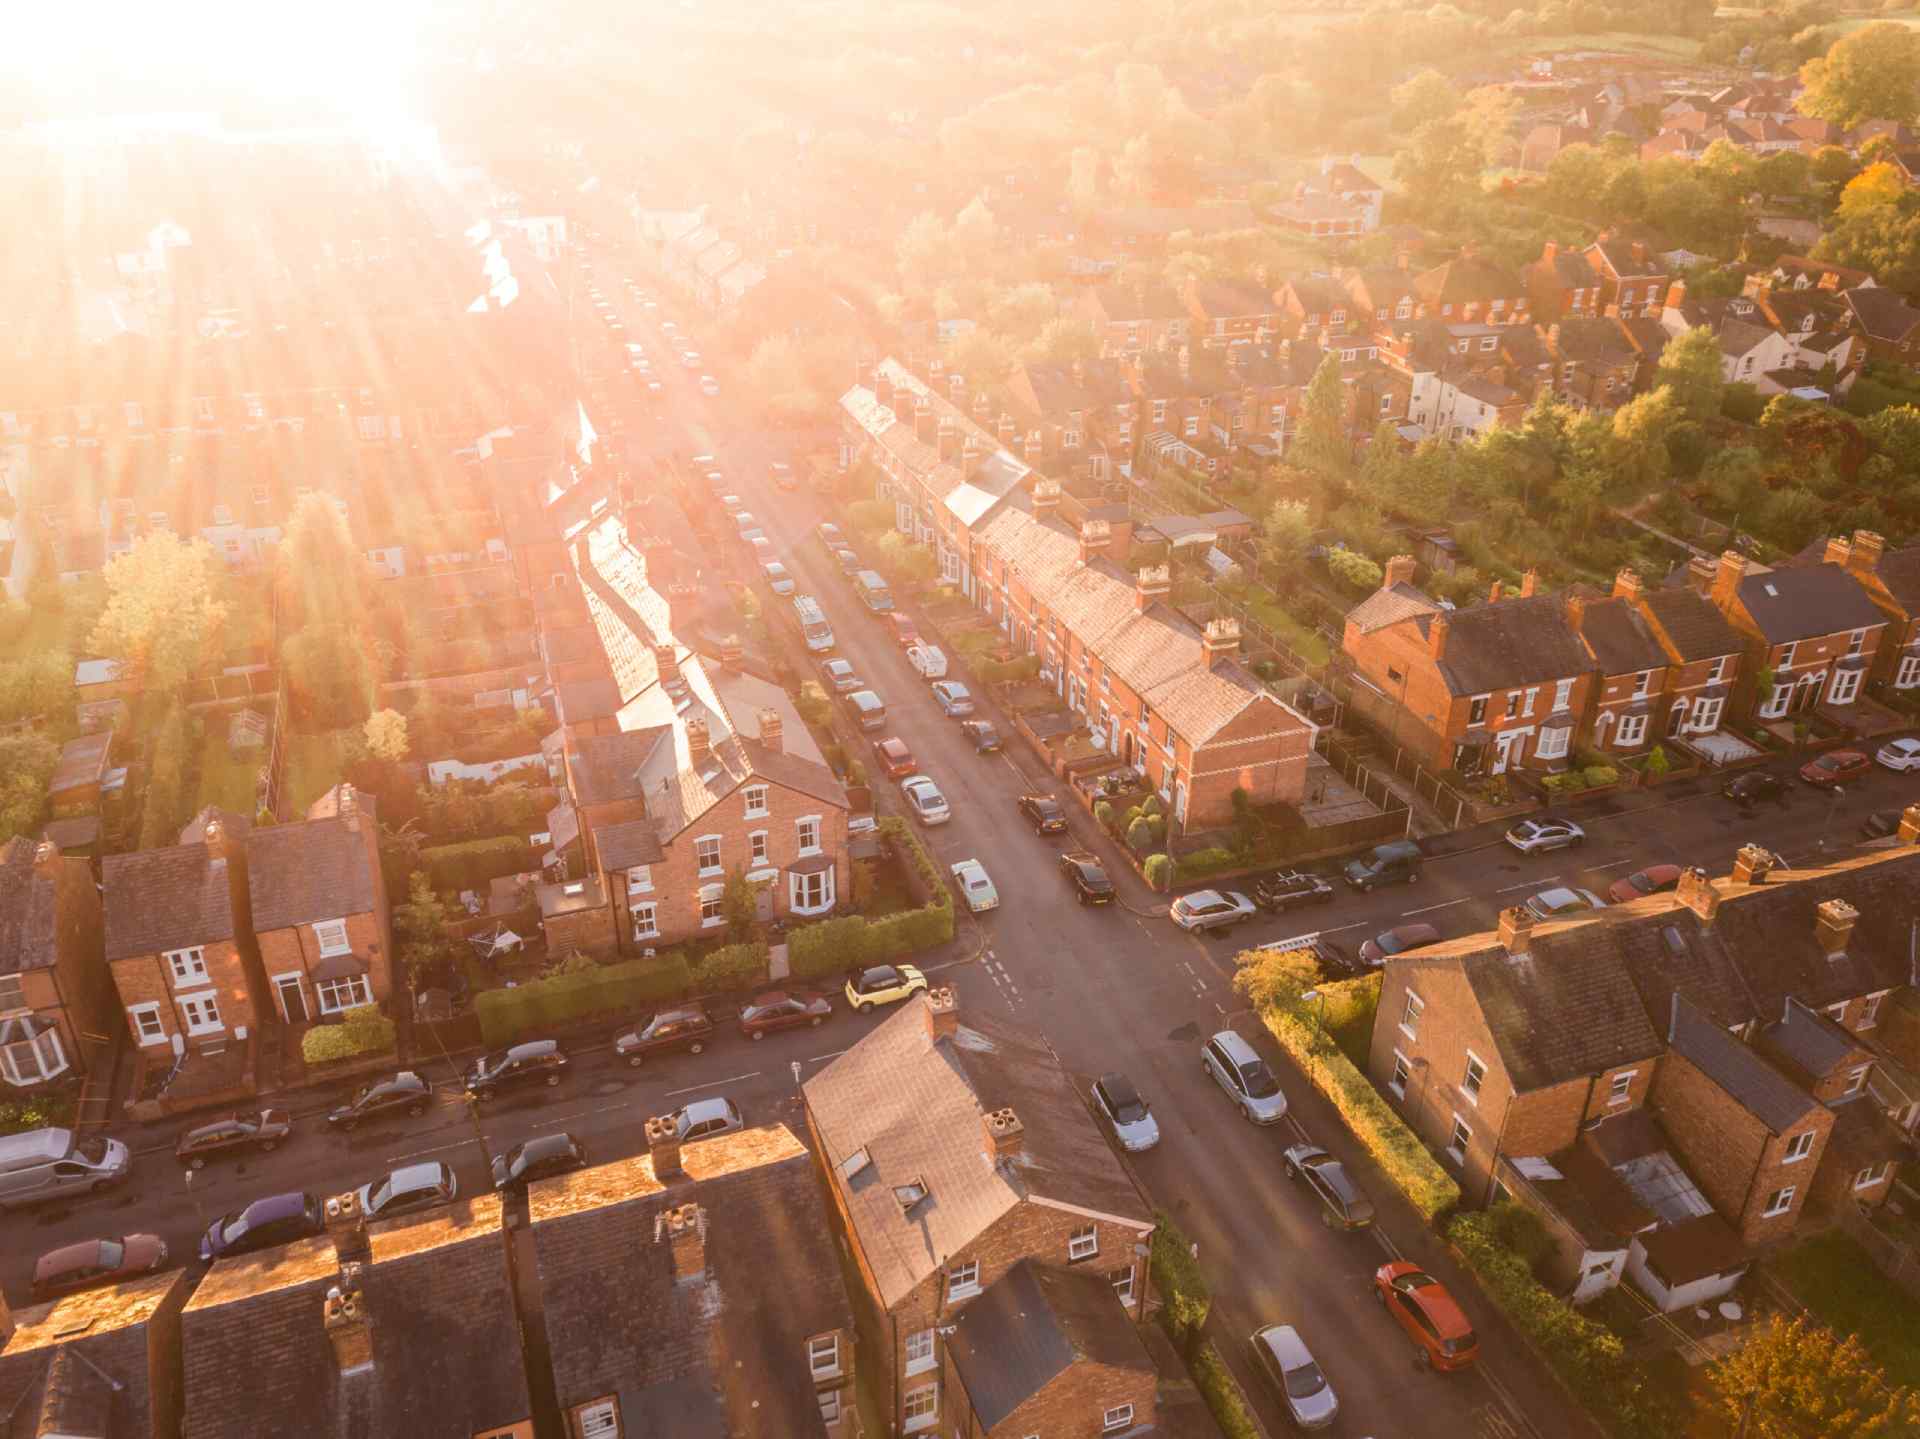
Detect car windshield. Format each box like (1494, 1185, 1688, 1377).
(1110, 1091, 1148, 1124)
(1441, 1332, 1477, 1355)
(502, 1141, 527, 1169)
(96, 1240, 125, 1268)
(1284, 1362, 1328, 1400)
(1377, 931, 1411, 954)
(367, 1180, 392, 1211)
(220, 1213, 251, 1244)
(1241, 1062, 1280, 1098)
(76, 1135, 109, 1163)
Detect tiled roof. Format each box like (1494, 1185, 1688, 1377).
(1762, 996, 1859, 1079)
(1088, 283, 1189, 322)
(1735, 566, 1883, 643)
(0, 837, 59, 977)
(1573, 595, 1667, 675)
(553, 676, 622, 726)
(803, 995, 1151, 1308)
(49, 731, 111, 793)
(1635, 1212, 1749, 1287)
(595, 817, 665, 871)
(103, 843, 237, 959)
(1666, 994, 1815, 1134)
(1550, 316, 1636, 364)
(1414, 254, 1523, 306)
(1638, 587, 1747, 661)
(0, 1270, 185, 1439)
(574, 514, 680, 705)
(1346, 582, 1440, 635)
(1518, 1141, 1655, 1248)
(244, 816, 377, 933)
(1455, 935, 1665, 1092)
(1425, 593, 1593, 696)
(1845, 286, 1920, 343)
(568, 729, 671, 807)
(528, 1125, 851, 1439)
(1874, 542, 1920, 613)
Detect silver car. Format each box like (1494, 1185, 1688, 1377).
(1524, 885, 1608, 921)
(1092, 1072, 1159, 1152)
(1201, 1031, 1288, 1124)
(672, 1096, 743, 1142)
(355, 1161, 458, 1223)
(1251, 1324, 1339, 1429)
(1504, 817, 1585, 853)
(1168, 889, 1256, 932)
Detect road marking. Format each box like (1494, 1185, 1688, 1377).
(1371, 1226, 1404, 1261)
(1584, 857, 1637, 872)
(1494, 874, 1556, 892)
(665, 1071, 759, 1097)
(810, 1050, 848, 1063)
(1401, 896, 1470, 916)
(383, 1139, 475, 1162)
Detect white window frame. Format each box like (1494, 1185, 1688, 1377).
(0, 976, 21, 1015)
(904, 1383, 940, 1433)
(575, 1400, 618, 1439)
(1537, 725, 1569, 761)
(0, 1026, 66, 1086)
(1400, 991, 1424, 1040)
(1856, 1162, 1891, 1190)
(1762, 1185, 1795, 1217)
(1846, 1063, 1872, 1095)
(626, 865, 653, 894)
(946, 1261, 980, 1302)
(632, 903, 659, 941)
(1691, 695, 1724, 732)
(1779, 641, 1797, 669)
(1069, 1224, 1099, 1261)
(748, 830, 770, 867)
(698, 883, 725, 929)
(905, 1328, 938, 1376)
(1783, 1130, 1815, 1164)
(166, 946, 208, 986)
(1616, 713, 1647, 748)
(1862, 991, 1887, 1029)
(808, 1333, 842, 1380)
(1523, 687, 1539, 717)
(178, 990, 224, 1035)
(1760, 681, 1791, 719)
(743, 784, 769, 819)
(1447, 1114, 1471, 1164)
(1896, 653, 1920, 690)
(314, 974, 371, 1015)
(1111, 1265, 1136, 1305)
(1828, 665, 1862, 706)
(791, 866, 835, 915)
(818, 1388, 842, 1427)
(796, 815, 822, 855)
(1462, 1051, 1486, 1103)
(128, 1003, 167, 1046)
(312, 919, 350, 957)
(1848, 628, 1866, 657)
(1607, 1070, 1636, 1106)
(1103, 1405, 1135, 1433)
(1390, 1051, 1411, 1098)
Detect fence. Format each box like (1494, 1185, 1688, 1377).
(1318, 724, 1473, 831)
(1832, 1191, 1920, 1302)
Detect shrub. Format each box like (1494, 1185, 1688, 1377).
(1093, 800, 1115, 830)
(0, 1093, 76, 1136)
(868, 903, 954, 956)
(846, 499, 894, 536)
(1583, 765, 1619, 788)
(881, 816, 952, 913)
(420, 835, 538, 894)
(1151, 1210, 1212, 1344)
(1141, 794, 1162, 816)
(690, 941, 769, 995)
(1176, 846, 1238, 880)
(1143, 853, 1174, 890)
(1645, 745, 1671, 777)
(474, 954, 692, 1045)
(1191, 1340, 1262, 1439)
(789, 915, 878, 980)
(301, 1005, 397, 1064)
(1126, 815, 1155, 854)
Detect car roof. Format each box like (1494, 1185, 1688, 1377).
(35, 1240, 113, 1278)
(1391, 924, 1441, 944)
(652, 1005, 707, 1023)
(1256, 1324, 1314, 1369)
(388, 1161, 450, 1189)
(1098, 1072, 1142, 1105)
(954, 859, 987, 877)
(243, 1191, 315, 1223)
(860, 965, 901, 982)
(1400, 1271, 1473, 1334)
(507, 1040, 557, 1058)
(519, 1132, 579, 1161)
(679, 1096, 735, 1123)
(879, 738, 910, 756)
(1536, 886, 1580, 906)
(1211, 1030, 1261, 1065)
(1185, 888, 1224, 904)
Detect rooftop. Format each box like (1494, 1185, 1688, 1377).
(244, 814, 377, 934)
(1734, 566, 1884, 645)
(103, 841, 238, 960)
(1667, 994, 1816, 1135)
(0, 1270, 188, 1439)
(0, 838, 59, 977)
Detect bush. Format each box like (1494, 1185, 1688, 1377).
(420, 835, 538, 894)
(1141, 794, 1162, 816)
(1191, 1340, 1262, 1439)
(689, 941, 769, 995)
(1583, 765, 1619, 788)
(474, 954, 692, 1045)
(1176, 846, 1238, 880)
(846, 499, 894, 536)
(301, 1005, 397, 1064)
(1645, 745, 1671, 777)
(1126, 815, 1155, 853)
(868, 903, 955, 957)
(881, 816, 952, 913)
(0, 1093, 76, 1136)
(1151, 1210, 1212, 1344)
(789, 914, 878, 980)
(1143, 853, 1173, 890)
(1093, 799, 1115, 830)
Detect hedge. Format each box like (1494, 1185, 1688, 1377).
(1150, 1210, 1212, 1343)
(784, 824, 954, 981)
(1175, 846, 1238, 881)
(689, 941, 770, 995)
(1257, 1006, 1461, 1221)
(869, 903, 954, 957)
(301, 1005, 397, 1063)
(879, 815, 952, 913)
(789, 915, 875, 979)
(1190, 1340, 1262, 1439)
(421, 835, 538, 894)
(977, 654, 1042, 686)
(0, 1093, 76, 1136)
(475, 954, 693, 1045)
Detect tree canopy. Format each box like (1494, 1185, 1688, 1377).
(1711, 1313, 1920, 1438)
(1800, 23, 1920, 129)
(89, 533, 230, 692)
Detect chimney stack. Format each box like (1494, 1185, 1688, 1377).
(1815, 898, 1859, 957)
(1383, 554, 1417, 590)
(1541, 241, 1557, 263)
(914, 405, 936, 445)
(1078, 519, 1111, 566)
(718, 634, 743, 674)
(685, 717, 711, 771)
(323, 1190, 370, 1261)
(892, 386, 913, 424)
(1684, 554, 1717, 597)
(323, 1268, 374, 1376)
(1520, 568, 1539, 599)
(984, 1107, 1025, 1159)
(654, 643, 681, 686)
(644, 1113, 683, 1177)
(1135, 564, 1170, 613)
(1024, 430, 1043, 464)
(926, 986, 959, 1043)
(1675, 866, 1719, 924)
(1708, 550, 1746, 612)
(1032, 480, 1061, 519)
(1611, 568, 1643, 603)
(937, 423, 959, 463)
(1498, 906, 1535, 956)
(1564, 593, 1586, 633)
(1428, 611, 1450, 658)
(32, 840, 60, 879)
(202, 816, 232, 863)
(1731, 843, 1775, 885)
(1823, 535, 1852, 567)
(1665, 279, 1686, 310)
(1847, 528, 1886, 577)
(1488, 579, 1503, 604)
(660, 1203, 705, 1282)
(1901, 803, 1920, 845)
(1202, 618, 1241, 666)
(758, 707, 782, 754)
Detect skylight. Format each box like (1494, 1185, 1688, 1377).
(893, 1179, 930, 1212)
(835, 1147, 871, 1181)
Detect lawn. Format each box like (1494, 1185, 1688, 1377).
(284, 729, 354, 816)
(1241, 588, 1333, 667)
(196, 726, 264, 816)
(1773, 1230, 1920, 1389)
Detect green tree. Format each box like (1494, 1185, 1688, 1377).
(1294, 353, 1351, 478)
(1800, 22, 1920, 128)
(1390, 68, 1460, 132)
(89, 533, 229, 692)
(1395, 113, 1483, 213)
(138, 700, 196, 851)
(1839, 160, 1908, 218)
(0, 652, 71, 727)
(1067, 145, 1101, 218)
(0, 732, 58, 841)
(1609, 387, 1681, 497)
(1262, 499, 1314, 565)
(284, 621, 373, 730)
(1028, 318, 1101, 365)
(394, 870, 458, 989)
(1326, 548, 1384, 591)
(1815, 199, 1920, 293)
(1711, 1313, 1920, 1437)
(986, 282, 1059, 344)
(277, 492, 368, 636)
(1865, 403, 1920, 469)
(363, 708, 410, 763)
(875, 530, 937, 585)
(896, 211, 957, 292)
(723, 867, 758, 941)
(1231, 942, 1319, 1015)
(952, 194, 1001, 272)
(1652, 326, 1726, 422)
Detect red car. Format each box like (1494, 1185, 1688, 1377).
(1607, 863, 1683, 905)
(1373, 1261, 1479, 1371)
(1800, 749, 1872, 786)
(884, 612, 921, 649)
(32, 1235, 168, 1301)
(737, 989, 833, 1039)
(874, 736, 918, 779)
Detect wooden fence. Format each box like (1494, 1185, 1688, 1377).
(1832, 1190, 1920, 1302)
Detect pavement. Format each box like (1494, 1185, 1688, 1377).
(14, 246, 1920, 1439)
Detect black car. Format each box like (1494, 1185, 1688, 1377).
(1017, 794, 1069, 835)
(1059, 852, 1115, 904)
(1863, 807, 1905, 839)
(491, 1132, 588, 1193)
(464, 1040, 568, 1101)
(198, 1191, 325, 1263)
(959, 720, 1004, 754)
(1722, 771, 1789, 807)
(614, 1007, 717, 1068)
(1283, 1143, 1376, 1230)
(327, 1071, 432, 1130)
(1252, 870, 1336, 912)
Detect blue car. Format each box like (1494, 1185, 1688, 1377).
(931, 680, 975, 717)
(198, 1191, 324, 1263)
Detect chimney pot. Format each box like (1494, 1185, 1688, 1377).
(684, 717, 712, 770)
(757, 707, 783, 753)
(1900, 803, 1920, 845)
(1202, 617, 1241, 665)
(1848, 529, 1886, 576)
(660, 1202, 706, 1281)
(323, 1278, 375, 1376)
(644, 1113, 684, 1176)
(1520, 568, 1539, 599)
(32, 840, 59, 877)
(1708, 550, 1747, 611)
(1499, 905, 1535, 955)
(1384, 554, 1417, 590)
(1675, 865, 1719, 924)
(926, 986, 959, 1043)
(1078, 519, 1111, 565)
(1611, 567, 1643, 603)
(1823, 536, 1852, 567)
(1135, 564, 1171, 613)
(1032, 480, 1062, 517)
(1815, 898, 1859, 957)
(985, 1106, 1025, 1158)
(1731, 843, 1775, 885)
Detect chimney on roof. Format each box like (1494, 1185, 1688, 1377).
(937, 422, 959, 463)
(1564, 592, 1586, 633)
(1708, 550, 1746, 613)
(323, 1267, 374, 1377)
(998, 414, 1016, 444)
(718, 635, 743, 674)
(758, 707, 782, 754)
(32, 840, 59, 879)
(892, 387, 913, 424)
(1675, 865, 1719, 924)
(1428, 610, 1450, 658)
(873, 372, 895, 414)
(1846, 528, 1886, 577)
(1032, 479, 1062, 519)
(1499, 905, 1535, 957)
(660, 1202, 706, 1283)
(1731, 843, 1776, 885)
(914, 405, 936, 445)
(1135, 564, 1170, 613)
(926, 985, 959, 1043)
(1202, 617, 1241, 666)
(685, 717, 711, 771)
(1664, 279, 1686, 311)
(1024, 430, 1043, 464)
(1488, 579, 1503, 604)
(1900, 804, 1920, 844)
(1384, 554, 1417, 590)
(1520, 568, 1539, 599)
(984, 1106, 1025, 1160)
(1684, 554, 1717, 597)
(644, 1113, 683, 1177)
(202, 816, 233, 867)
(1612, 568, 1643, 603)
(323, 1189, 370, 1260)
(1823, 535, 1852, 567)
(1815, 898, 1859, 958)
(1078, 519, 1111, 566)
(654, 643, 681, 686)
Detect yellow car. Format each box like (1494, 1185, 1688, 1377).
(845, 964, 929, 1013)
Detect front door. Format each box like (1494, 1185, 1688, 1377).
(1792, 672, 1825, 712)
(1491, 729, 1526, 775)
(755, 882, 774, 922)
(275, 975, 308, 1024)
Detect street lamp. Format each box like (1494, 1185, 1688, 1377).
(1300, 988, 1330, 1080)
(1817, 784, 1845, 852)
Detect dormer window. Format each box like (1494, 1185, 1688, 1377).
(893, 1179, 930, 1213)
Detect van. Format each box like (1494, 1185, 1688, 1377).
(1342, 839, 1423, 892)
(793, 595, 835, 653)
(854, 570, 894, 614)
(0, 1128, 132, 1209)
(848, 690, 888, 732)
(906, 643, 948, 680)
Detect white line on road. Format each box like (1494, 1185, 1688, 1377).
(1495, 874, 1557, 892)
(1372, 1226, 1404, 1261)
(1584, 857, 1638, 871)
(384, 1139, 475, 1163)
(810, 1050, 849, 1064)
(665, 1071, 759, 1097)
(1402, 896, 1471, 916)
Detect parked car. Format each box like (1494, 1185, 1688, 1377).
(327, 1072, 432, 1130)
(906, 643, 948, 679)
(1373, 1262, 1480, 1371)
(671, 1096, 744, 1142)
(831, 546, 862, 575)
(1250, 1324, 1340, 1429)
(816, 522, 845, 549)
(1801, 749, 1872, 786)
(357, 1161, 458, 1223)
(614, 1007, 717, 1067)
(930, 680, 974, 716)
(821, 658, 863, 693)
(849, 690, 888, 732)
(1607, 863, 1683, 904)
(1201, 1030, 1287, 1124)
(1722, 771, 1789, 807)
(1016, 793, 1069, 834)
(32, 1235, 167, 1300)
(1252, 870, 1335, 912)
(770, 460, 796, 490)
(761, 561, 796, 595)
(491, 1132, 587, 1193)
(1092, 1072, 1160, 1152)
(1864, 807, 1906, 839)
(1524, 886, 1608, 920)
(1875, 737, 1920, 772)
(1358, 923, 1442, 967)
(959, 720, 1003, 753)
(874, 736, 918, 780)
(1168, 890, 1256, 933)
(1059, 851, 1116, 905)
(884, 612, 921, 647)
(1282, 1143, 1376, 1229)
(951, 859, 1000, 913)
(1505, 818, 1585, 854)
(198, 1191, 325, 1263)
(731, 510, 757, 537)
(845, 964, 929, 1012)
(738, 990, 834, 1038)
(464, 1040, 568, 1101)
(1343, 839, 1422, 891)
(175, 1109, 291, 1169)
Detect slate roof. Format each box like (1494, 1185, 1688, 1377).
(0, 1270, 186, 1439)
(0, 837, 58, 977)
(1346, 582, 1440, 635)
(528, 1125, 850, 1439)
(244, 816, 377, 933)
(1638, 587, 1747, 661)
(1518, 1141, 1656, 1248)
(1573, 595, 1667, 675)
(553, 676, 623, 726)
(946, 1261, 1153, 1431)
(103, 843, 238, 960)
(1414, 254, 1524, 307)
(568, 728, 671, 807)
(181, 1196, 531, 1439)
(595, 817, 666, 871)
(804, 995, 1151, 1308)
(1423, 593, 1593, 696)
(1666, 993, 1815, 1134)
(1873, 542, 1920, 614)
(1714, 317, 1776, 359)
(1735, 566, 1884, 643)
(1762, 996, 1859, 1080)
(1845, 286, 1920, 343)
(1635, 1212, 1750, 1287)
(1713, 851, 1920, 1012)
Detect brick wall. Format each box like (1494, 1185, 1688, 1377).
(949, 1353, 1156, 1439)
(110, 939, 259, 1051)
(48, 855, 113, 1071)
(257, 908, 392, 1023)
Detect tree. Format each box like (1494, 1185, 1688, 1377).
(1816, 199, 1920, 293)
(137, 699, 197, 851)
(394, 871, 458, 989)
(1653, 326, 1726, 422)
(1231, 942, 1319, 1015)
(1711, 1313, 1920, 1437)
(1395, 114, 1483, 213)
(875, 530, 937, 585)
(1028, 317, 1101, 365)
(1800, 22, 1920, 128)
(1390, 68, 1460, 132)
(723, 867, 758, 942)
(1839, 161, 1908, 218)
(0, 652, 70, 727)
(89, 533, 229, 692)
(896, 211, 957, 292)
(1865, 403, 1920, 469)
(0, 732, 58, 842)
(364, 708, 410, 763)
(1609, 387, 1682, 497)
(284, 621, 373, 730)
(1262, 499, 1314, 566)
(1294, 353, 1351, 478)
(278, 492, 368, 636)
(986, 282, 1058, 344)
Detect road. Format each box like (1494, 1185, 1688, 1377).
(15, 246, 1917, 1439)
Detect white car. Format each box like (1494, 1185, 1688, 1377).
(762, 561, 795, 595)
(1524, 886, 1608, 921)
(906, 643, 948, 680)
(951, 858, 999, 912)
(1168, 889, 1256, 932)
(1505, 818, 1585, 853)
(1876, 737, 1920, 772)
(681, 351, 701, 369)
(699, 375, 721, 397)
(900, 775, 951, 825)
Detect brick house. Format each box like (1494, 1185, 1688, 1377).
(1539, 317, 1643, 412)
(1181, 277, 1282, 348)
(1843, 286, 1920, 364)
(1411, 253, 1531, 327)
(1584, 234, 1669, 320)
(180, 1197, 534, 1439)
(1619, 570, 1746, 744)
(802, 989, 1156, 1436)
(997, 359, 1138, 484)
(1564, 588, 1671, 756)
(0, 1270, 192, 1438)
(1080, 284, 1191, 358)
(528, 1120, 857, 1439)
(1522, 243, 1604, 323)
(1757, 996, 1908, 1214)
(0, 836, 115, 1090)
(1803, 529, 1920, 693)
(244, 785, 393, 1027)
(105, 816, 263, 1058)
(1342, 267, 1419, 335)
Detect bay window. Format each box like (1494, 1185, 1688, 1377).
(314, 975, 371, 1014)
(0, 1016, 67, 1085)
(791, 867, 835, 915)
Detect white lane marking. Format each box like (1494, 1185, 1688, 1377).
(383, 1140, 475, 1162)
(1402, 897, 1471, 916)
(665, 1071, 759, 1097)
(1495, 874, 1557, 892)
(1317, 920, 1367, 934)
(810, 1050, 849, 1063)
(1584, 857, 1638, 872)
(1371, 1226, 1404, 1261)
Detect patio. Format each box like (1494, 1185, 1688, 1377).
(1298, 753, 1385, 825)
(1681, 729, 1764, 767)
